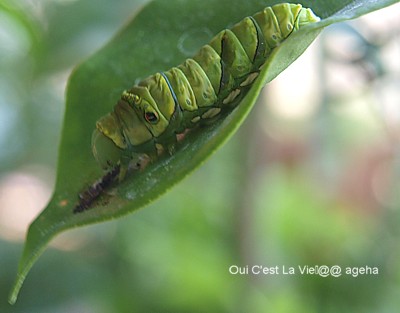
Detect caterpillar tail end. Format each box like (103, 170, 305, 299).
(298, 7, 321, 27)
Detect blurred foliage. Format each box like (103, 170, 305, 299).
(1, 0, 400, 312)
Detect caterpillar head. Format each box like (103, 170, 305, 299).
(92, 97, 155, 170)
(92, 112, 126, 171)
(92, 129, 122, 171)
(92, 88, 170, 171)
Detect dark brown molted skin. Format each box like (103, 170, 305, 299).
(73, 166, 120, 213)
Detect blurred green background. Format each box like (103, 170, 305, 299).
(1, 0, 400, 312)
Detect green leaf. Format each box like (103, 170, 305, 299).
(9, 0, 399, 304)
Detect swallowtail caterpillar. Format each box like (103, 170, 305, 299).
(77, 3, 320, 212)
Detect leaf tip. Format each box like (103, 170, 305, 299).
(8, 273, 26, 305)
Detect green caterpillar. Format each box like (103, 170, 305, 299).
(92, 3, 320, 181)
